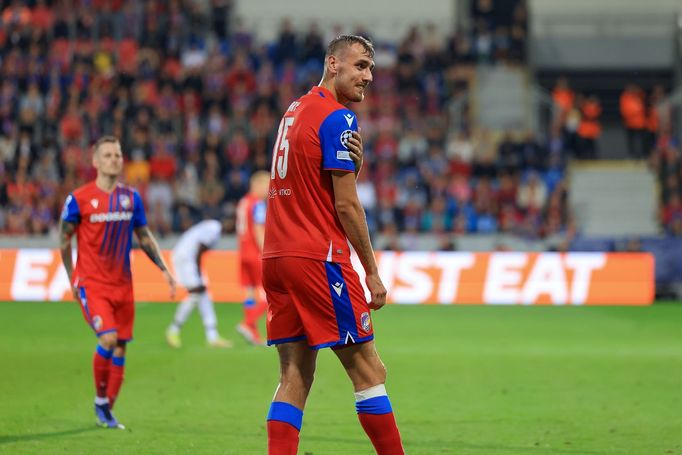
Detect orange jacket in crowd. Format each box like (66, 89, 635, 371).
(552, 87, 575, 113)
(620, 89, 646, 130)
(578, 97, 602, 139)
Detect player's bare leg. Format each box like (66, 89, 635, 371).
(334, 341, 404, 454)
(267, 341, 318, 455)
(94, 331, 125, 429)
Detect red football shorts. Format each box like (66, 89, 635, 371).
(240, 256, 263, 288)
(263, 257, 374, 349)
(77, 283, 135, 341)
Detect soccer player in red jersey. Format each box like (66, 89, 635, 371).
(59, 136, 176, 429)
(235, 171, 270, 345)
(262, 36, 405, 454)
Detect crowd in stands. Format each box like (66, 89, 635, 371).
(0, 0, 583, 244)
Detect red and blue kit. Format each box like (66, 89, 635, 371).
(236, 193, 266, 287)
(61, 182, 147, 340)
(263, 86, 374, 349)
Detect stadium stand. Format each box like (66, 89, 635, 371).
(0, 0, 579, 243)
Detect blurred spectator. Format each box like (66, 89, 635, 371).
(577, 95, 601, 159)
(620, 84, 647, 158)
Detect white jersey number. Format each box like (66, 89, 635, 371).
(271, 117, 294, 180)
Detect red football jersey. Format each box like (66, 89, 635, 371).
(61, 181, 147, 288)
(263, 86, 358, 264)
(237, 192, 266, 261)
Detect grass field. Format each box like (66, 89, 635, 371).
(1, 302, 681, 455)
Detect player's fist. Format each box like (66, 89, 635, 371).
(347, 131, 363, 175)
(365, 272, 387, 310)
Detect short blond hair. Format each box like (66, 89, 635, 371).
(93, 136, 120, 154)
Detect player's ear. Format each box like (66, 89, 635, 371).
(327, 54, 338, 75)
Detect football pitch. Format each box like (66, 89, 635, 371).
(1, 302, 681, 455)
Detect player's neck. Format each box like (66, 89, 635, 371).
(318, 80, 345, 104)
(95, 175, 119, 193)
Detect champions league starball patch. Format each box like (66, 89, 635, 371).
(339, 129, 354, 149)
(361, 312, 371, 332)
(92, 315, 103, 331)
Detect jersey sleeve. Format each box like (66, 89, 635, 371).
(318, 108, 358, 173)
(132, 191, 148, 228)
(61, 193, 81, 224)
(252, 201, 266, 225)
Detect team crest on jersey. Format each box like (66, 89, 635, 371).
(92, 315, 103, 331)
(361, 312, 371, 332)
(119, 194, 131, 209)
(339, 129, 354, 149)
(90, 199, 99, 209)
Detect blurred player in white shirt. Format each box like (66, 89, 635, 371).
(166, 219, 233, 348)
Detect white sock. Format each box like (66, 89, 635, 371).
(354, 384, 388, 402)
(94, 396, 109, 405)
(171, 294, 200, 330)
(197, 291, 219, 342)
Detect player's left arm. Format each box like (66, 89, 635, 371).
(135, 225, 176, 299)
(131, 191, 176, 298)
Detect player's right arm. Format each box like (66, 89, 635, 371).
(332, 171, 387, 310)
(59, 194, 80, 300)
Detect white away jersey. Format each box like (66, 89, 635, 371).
(172, 220, 222, 260)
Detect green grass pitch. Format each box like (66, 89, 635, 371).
(1, 301, 681, 454)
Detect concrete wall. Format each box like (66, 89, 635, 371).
(234, 0, 457, 43)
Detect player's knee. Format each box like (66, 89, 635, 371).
(98, 332, 118, 350)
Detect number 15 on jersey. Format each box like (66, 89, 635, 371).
(271, 117, 294, 180)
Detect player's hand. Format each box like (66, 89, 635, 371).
(347, 131, 363, 175)
(164, 270, 177, 300)
(72, 286, 79, 302)
(365, 273, 387, 310)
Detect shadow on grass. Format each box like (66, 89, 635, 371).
(304, 434, 608, 454)
(0, 426, 97, 445)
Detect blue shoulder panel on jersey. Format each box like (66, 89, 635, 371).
(61, 193, 81, 223)
(132, 191, 147, 228)
(318, 108, 358, 172)
(252, 200, 266, 225)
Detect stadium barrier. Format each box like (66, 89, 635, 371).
(0, 249, 654, 305)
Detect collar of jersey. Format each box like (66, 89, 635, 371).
(309, 86, 336, 101)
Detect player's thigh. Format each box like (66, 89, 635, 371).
(279, 258, 374, 349)
(112, 286, 135, 342)
(240, 258, 262, 288)
(333, 340, 387, 391)
(77, 285, 116, 337)
(263, 258, 305, 344)
(276, 340, 318, 382)
(173, 256, 203, 289)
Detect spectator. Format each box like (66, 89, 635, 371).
(620, 84, 647, 158)
(577, 95, 601, 159)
